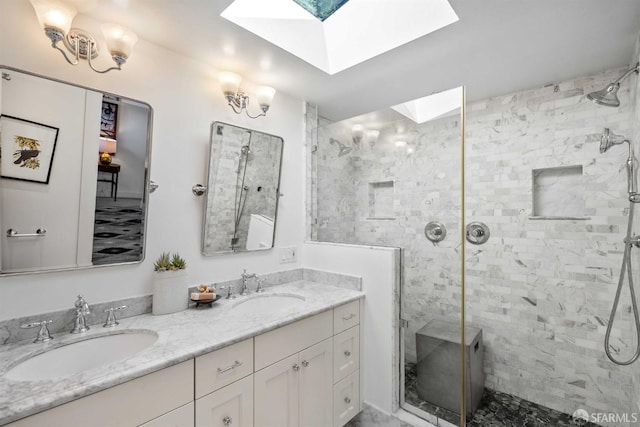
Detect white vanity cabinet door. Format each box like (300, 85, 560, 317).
(333, 326, 359, 382)
(139, 402, 194, 427)
(299, 338, 333, 427)
(254, 353, 300, 427)
(195, 375, 253, 427)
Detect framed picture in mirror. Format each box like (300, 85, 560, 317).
(0, 114, 59, 184)
(100, 101, 118, 138)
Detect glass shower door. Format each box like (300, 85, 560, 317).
(397, 86, 466, 426)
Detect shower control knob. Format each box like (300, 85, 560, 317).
(424, 222, 447, 244)
(466, 222, 490, 245)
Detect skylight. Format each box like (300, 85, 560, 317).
(221, 0, 459, 75)
(292, 0, 351, 21)
(391, 87, 462, 124)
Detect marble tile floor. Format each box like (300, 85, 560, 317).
(404, 363, 598, 427)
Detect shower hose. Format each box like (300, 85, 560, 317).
(604, 201, 640, 365)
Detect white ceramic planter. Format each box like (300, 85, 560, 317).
(152, 270, 188, 315)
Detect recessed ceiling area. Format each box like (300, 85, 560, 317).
(220, 0, 459, 75)
(63, 0, 640, 121)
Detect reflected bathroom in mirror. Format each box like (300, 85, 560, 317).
(0, 67, 152, 274)
(202, 122, 283, 255)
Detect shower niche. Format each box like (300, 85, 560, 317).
(530, 165, 588, 219)
(367, 180, 395, 220)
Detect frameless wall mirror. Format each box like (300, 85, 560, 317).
(0, 66, 152, 275)
(202, 122, 283, 255)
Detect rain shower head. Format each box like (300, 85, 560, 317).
(587, 83, 621, 107)
(587, 62, 639, 108)
(600, 128, 629, 153)
(329, 138, 353, 157)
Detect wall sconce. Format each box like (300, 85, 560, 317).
(30, 0, 138, 74)
(99, 137, 117, 164)
(351, 125, 364, 144)
(365, 130, 380, 145)
(219, 71, 276, 119)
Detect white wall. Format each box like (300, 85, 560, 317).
(98, 100, 148, 199)
(0, 1, 305, 320)
(301, 242, 400, 414)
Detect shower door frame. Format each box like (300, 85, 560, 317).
(397, 87, 467, 427)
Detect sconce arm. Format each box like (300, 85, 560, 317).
(86, 43, 122, 74)
(46, 27, 79, 66)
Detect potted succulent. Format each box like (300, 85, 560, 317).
(152, 252, 188, 315)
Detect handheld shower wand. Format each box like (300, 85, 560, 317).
(600, 128, 638, 199)
(599, 128, 640, 365)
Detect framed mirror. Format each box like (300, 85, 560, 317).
(202, 122, 283, 255)
(0, 66, 152, 275)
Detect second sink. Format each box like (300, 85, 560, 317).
(232, 293, 305, 315)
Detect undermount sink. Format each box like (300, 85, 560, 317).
(5, 330, 158, 381)
(232, 293, 305, 315)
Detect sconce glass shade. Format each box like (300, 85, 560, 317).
(101, 23, 138, 59)
(255, 86, 276, 109)
(99, 137, 117, 155)
(351, 125, 364, 143)
(219, 72, 242, 97)
(365, 130, 380, 144)
(30, 0, 76, 34)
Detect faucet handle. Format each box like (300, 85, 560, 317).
(220, 285, 235, 299)
(74, 295, 90, 314)
(103, 305, 127, 328)
(21, 320, 53, 343)
(256, 278, 266, 293)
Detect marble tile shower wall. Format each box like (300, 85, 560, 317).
(205, 124, 245, 250)
(313, 67, 637, 423)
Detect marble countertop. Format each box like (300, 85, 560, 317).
(0, 281, 364, 425)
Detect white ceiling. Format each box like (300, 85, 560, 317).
(70, 0, 640, 121)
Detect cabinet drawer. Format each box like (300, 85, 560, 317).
(195, 375, 253, 427)
(139, 402, 194, 427)
(195, 338, 253, 398)
(333, 300, 360, 334)
(6, 360, 194, 427)
(333, 370, 360, 427)
(255, 310, 333, 371)
(333, 326, 359, 383)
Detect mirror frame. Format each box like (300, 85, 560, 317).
(201, 121, 284, 255)
(0, 65, 154, 276)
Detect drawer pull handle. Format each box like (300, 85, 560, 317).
(217, 361, 242, 374)
(344, 397, 351, 404)
(293, 363, 300, 372)
(344, 350, 351, 357)
(222, 416, 232, 426)
(301, 360, 309, 367)
(342, 313, 356, 321)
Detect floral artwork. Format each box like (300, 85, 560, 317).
(0, 115, 58, 184)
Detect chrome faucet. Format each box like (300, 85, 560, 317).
(240, 269, 257, 296)
(71, 295, 90, 334)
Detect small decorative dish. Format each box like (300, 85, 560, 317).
(190, 294, 222, 307)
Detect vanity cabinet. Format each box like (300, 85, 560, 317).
(5, 300, 362, 427)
